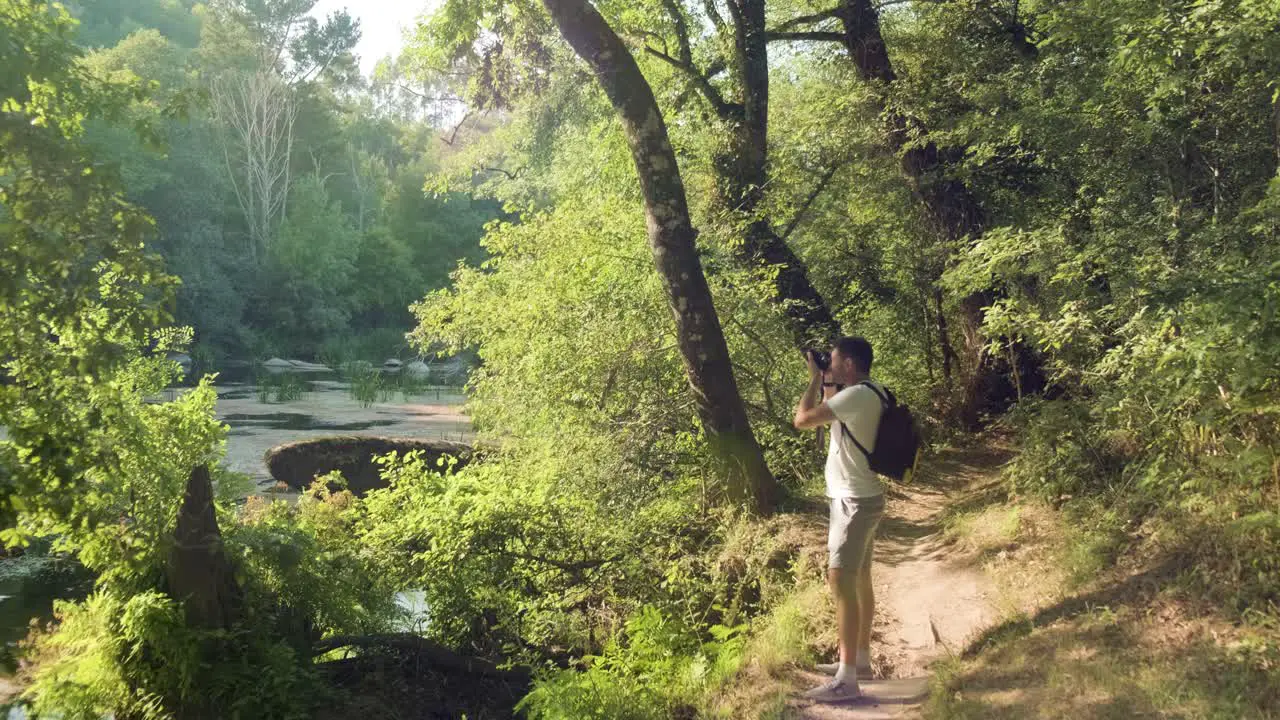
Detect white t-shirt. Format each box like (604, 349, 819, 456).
(825, 381, 885, 499)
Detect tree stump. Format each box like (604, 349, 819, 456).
(166, 465, 242, 630)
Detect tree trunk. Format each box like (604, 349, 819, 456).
(166, 465, 242, 630)
(837, 0, 983, 242)
(934, 287, 957, 386)
(541, 0, 780, 514)
(720, 0, 840, 347)
(836, 0, 1030, 424)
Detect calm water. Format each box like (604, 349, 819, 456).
(214, 378, 470, 489)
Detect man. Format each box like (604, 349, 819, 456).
(793, 336, 885, 703)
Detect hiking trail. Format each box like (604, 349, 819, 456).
(787, 442, 1012, 719)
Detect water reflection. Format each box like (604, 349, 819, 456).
(222, 412, 399, 432)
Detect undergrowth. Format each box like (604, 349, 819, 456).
(928, 417, 1280, 720)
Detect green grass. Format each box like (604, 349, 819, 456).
(926, 603, 1280, 720)
(340, 364, 443, 407)
(943, 504, 1021, 556)
(698, 578, 831, 718)
(255, 371, 307, 403)
(929, 492, 1280, 720)
(346, 364, 382, 407)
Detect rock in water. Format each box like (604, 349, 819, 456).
(262, 358, 331, 374)
(287, 359, 332, 373)
(265, 437, 473, 496)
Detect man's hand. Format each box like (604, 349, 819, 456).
(805, 350, 823, 381)
(795, 352, 838, 430)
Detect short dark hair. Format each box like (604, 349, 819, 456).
(832, 336, 873, 373)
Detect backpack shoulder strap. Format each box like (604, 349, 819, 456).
(837, 383, 883, 460)
(857, 380, 893, 408)
(839, 422, 871, 460)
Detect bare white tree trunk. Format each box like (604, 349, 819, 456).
(211, 69, 297, 263)
(349, 143, 366, 235)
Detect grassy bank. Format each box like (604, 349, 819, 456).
(927, 482, 1280, 719)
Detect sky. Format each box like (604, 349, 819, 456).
(309, 0, 438, 75)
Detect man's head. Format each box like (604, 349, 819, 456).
(829, 336, 873, 385)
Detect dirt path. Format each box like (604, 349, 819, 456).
(788, 443, 1011, 719)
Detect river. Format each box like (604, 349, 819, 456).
(214, 377, 471, 493)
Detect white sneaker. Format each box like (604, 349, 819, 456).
(816, 662, 874, 678)
(803, 679, 863, 703)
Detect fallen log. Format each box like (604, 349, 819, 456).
(313, 633, 528, 681)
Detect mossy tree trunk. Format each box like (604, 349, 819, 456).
(651, 0, 840, 347)
(541, 0, 781, 514)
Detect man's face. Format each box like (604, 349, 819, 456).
(829, 349, 858, 385)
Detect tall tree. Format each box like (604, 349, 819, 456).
(538, 0, 780, 513)
(770, 0, 1032, 421)
(422, 0, 839, 348)
(635, 0, 840, 347)
(205, 0, 360, 265)
(205, 0, 361, 82)
(211, 68, 297, 262)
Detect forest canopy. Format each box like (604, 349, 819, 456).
(63, 0, 502, 366)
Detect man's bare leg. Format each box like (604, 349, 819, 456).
(817, 562, 874, 679)
(831, 568, 860, 676)
(804, 569, 864, 701)
(855, 558, 874, 671)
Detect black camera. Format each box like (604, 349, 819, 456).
(807, 349, 831, 371)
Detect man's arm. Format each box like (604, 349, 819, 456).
(794, 356, 838, 430)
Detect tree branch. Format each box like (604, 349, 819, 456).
(766, 30, 845, 43)
(771, 7, 842, 34)
(394, 83, 464, 104)
(782, 162, 844, 240)
(478, 165, 523, 180)
(660, 0, 694, 65)
(703, 0, 727, 30)
(640, 44, 741, 120)
(313, 634, 526, 680)
(626, 1, 733, 117)
(440, 111, 474, 146)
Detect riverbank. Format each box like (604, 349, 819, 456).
(0, 377, 472, 711)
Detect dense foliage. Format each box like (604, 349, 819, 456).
(2, 0, 1278, 717)
(1, 3, 399, 717)
(927, 0, 1280, 612)
(67, 0, 500, 365)
(401, 0, 1280, 710)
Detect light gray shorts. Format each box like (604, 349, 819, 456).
(828, 494, 885, 571)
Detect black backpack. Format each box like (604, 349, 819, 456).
(838, 382, 923, 483)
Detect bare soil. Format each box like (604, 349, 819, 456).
(787, 442, 1013, 719)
